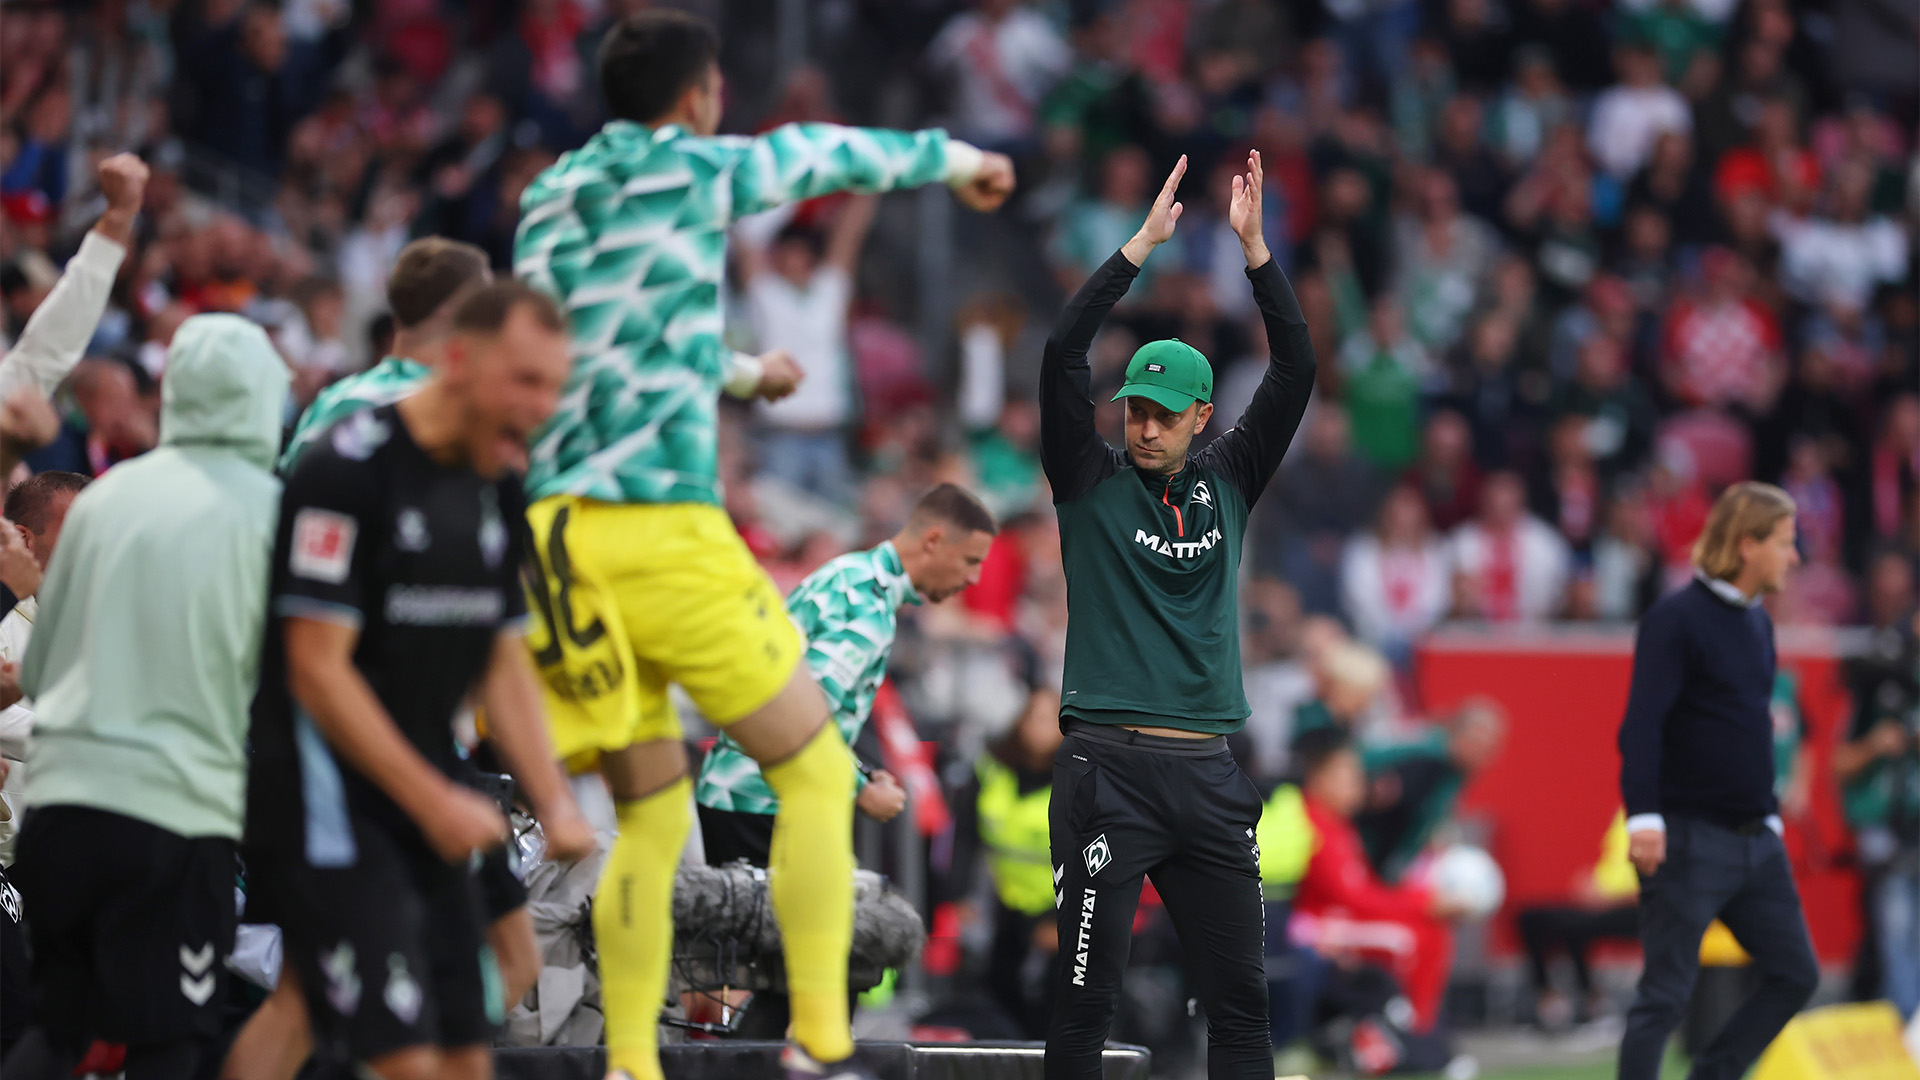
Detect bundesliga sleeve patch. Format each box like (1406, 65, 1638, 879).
(291, 508, 358, 584)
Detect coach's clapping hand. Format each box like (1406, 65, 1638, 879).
(1228, 149, 1270, 270)
(1121, 155, 1186, 267)
(1628, 828, 1666, 876)
(422, 781, 510, 863)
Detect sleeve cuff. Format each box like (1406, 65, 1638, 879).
(1625, 813, 1665, 834)
(274, 596, 365, 628)
(723, 352, 764, 399)
(942, 139, 986, 186)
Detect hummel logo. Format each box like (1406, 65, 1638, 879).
(179, 942, 215, 1005)
(180, 943, 214, 973)
(1083, 834, 1112, 876)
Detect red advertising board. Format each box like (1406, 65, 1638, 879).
(1415, 626, 1863, 964)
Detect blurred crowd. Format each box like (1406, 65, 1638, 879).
(1, 0, 1918, 1060)
(2, 0, 1916, 653)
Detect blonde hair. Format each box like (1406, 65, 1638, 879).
(1317, 641, 1389, 699)
(1692, 482, 1796, 581)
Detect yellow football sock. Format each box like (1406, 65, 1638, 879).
(595, 777, 691, 1080)
(761, 723, 857, 1063)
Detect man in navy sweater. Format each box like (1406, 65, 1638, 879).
(1616, 482, 1817, 1079)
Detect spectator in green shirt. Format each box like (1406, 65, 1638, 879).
(1339, 296, 1432, 470)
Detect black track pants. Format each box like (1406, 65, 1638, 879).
(1045, 721, 1269, 1080)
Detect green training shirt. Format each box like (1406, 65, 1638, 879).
(278, 356, 430, 472)
(1039, 250, 1316, 734)
(695, 540, 920, 814)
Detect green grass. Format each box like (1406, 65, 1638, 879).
(1419, 1045, 1688, 1080)
(1483, 1062, 1688, 1080)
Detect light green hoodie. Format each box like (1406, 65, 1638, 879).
(23, 314, 290, 839)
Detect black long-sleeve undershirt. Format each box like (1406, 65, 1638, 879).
(1038, 249, 1316, 508)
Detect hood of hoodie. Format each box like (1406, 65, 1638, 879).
(159, 313, 291, 470)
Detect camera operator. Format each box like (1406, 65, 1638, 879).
(1835, 603, 1920, 1021)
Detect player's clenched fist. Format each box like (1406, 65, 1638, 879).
(97, 153, 150, 213)
(952, 151, 1016, 212)
(755, 348, 805, 402)
(539, 805, 598, 863)
(422, 782, 510, 863)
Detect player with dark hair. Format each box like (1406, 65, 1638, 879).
(1, 472, 87, 539)
(513, 10, 1015, 1080)
(278, 237, 493, 471)
(245, 282, 593, 1080)
(1038, 150, 1315, 1080)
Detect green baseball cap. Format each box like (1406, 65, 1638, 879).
(1111, 338, 1213, 413)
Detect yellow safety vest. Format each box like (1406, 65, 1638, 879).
(976, 758, 1055, 916)
(1257, 784, 1314, 894)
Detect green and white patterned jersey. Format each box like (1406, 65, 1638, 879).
(514, 120, 958, 506)
(695, 540, 921, 815)
(278, 356, 430, 472)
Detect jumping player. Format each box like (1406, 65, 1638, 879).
(245, 282, 592, 1080)
(1038, 151, 1315, 1080)
(511, 11, 1014, 1080)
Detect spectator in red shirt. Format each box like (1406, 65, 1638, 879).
(1291, 727, 1461, 1032)
(1659, 248, 1785, 414)
(1450, 469, 1573, 621)
(1712, 96, 1819, 211)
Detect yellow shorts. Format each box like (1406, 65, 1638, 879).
(523, 496, 804, 761)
